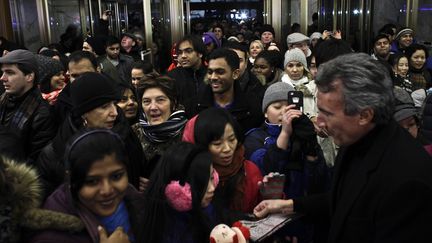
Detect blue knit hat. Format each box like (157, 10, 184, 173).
(202, 32, 221, 48)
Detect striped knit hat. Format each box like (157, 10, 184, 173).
(395, 28, 414, 41)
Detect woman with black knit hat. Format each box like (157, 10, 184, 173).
(36, 72, 147, 199)
(36, 55, 66, 105)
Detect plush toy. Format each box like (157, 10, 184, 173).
(210, 221, 250, 243)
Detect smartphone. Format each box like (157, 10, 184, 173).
(287, 90, 304, 112)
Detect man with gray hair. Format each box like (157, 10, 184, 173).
(253, 53, 432, 242)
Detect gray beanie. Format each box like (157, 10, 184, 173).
(284, 48, 309, 72)
(262, 82, 294, 112)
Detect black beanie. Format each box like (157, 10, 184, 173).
(260, 24, 275, 37)
(85, 36, 107, 56)
(71, 72, 120, 116)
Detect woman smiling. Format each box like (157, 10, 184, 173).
(132, 76, 187, 182)
(31, 129, 145, 243)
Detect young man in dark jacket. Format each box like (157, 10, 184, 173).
(0, 50, 56, 161)
(192, 48, 264, 134)
(167, 35, 207, 115)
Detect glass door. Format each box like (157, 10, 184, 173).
(318, 0, 335, 31)
(413, 0, 431, 46)
(8, 0, 43, 51)
(118, 2, 128, 34)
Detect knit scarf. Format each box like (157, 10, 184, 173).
(281, 75, 314, 97)
(0, 88, 41, 131)
(138, 109, 187, 143)
(214, 145, 246, 211)
(409, 67, 429, 91)
(214, 145, 245, 183)
(42, 89, 62, 105)
(98, 201, 135, 242)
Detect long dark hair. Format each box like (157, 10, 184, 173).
(194, 107, 244, 145)
(141, 142, 215, 242)
(193, 108, 246, 216)
(64, 128, 129, 200)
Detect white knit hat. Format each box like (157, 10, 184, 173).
(283, 48, 309, 72)
(309, 32, 322, 43)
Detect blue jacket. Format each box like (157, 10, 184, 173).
(244, 121, 330, 198)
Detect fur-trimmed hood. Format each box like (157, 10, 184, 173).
(1, 156, 84, 243)
(3, 156, 43, 210)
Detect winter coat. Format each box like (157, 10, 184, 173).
(167, 66, 207, 117)
(294, 121, 432, 243)
(36, 108, 146, 198)
(281, 75, 318, 119)
(30, 184, 145, 243)
(0, 157, 84, 243)
(53, 83, 73, 126)
(0, 87, 57, 161)
(237, 70, 266, 105)
(192, 81, 264, 134)
(132, 123, 183, 178)
(98, 54, 134, 85)
(244, 121, 329, 198)
(182, 120, 263, 213)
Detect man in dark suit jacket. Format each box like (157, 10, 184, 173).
(253, 53, 432, 242)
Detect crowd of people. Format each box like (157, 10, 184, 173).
(0, 17, 432, 243)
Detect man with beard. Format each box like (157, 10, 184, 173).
(167, 35, 207, 117)
(98, 36, 133, 85)
(193, 48, 263, 133)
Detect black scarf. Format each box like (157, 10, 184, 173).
(138, 110, 187, 143)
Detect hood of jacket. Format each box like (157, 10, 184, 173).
(2, 156, 42, 210)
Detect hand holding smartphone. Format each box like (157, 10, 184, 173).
(287, 90, 304, 112)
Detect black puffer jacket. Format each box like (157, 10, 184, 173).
(36, 108, 146, 199)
